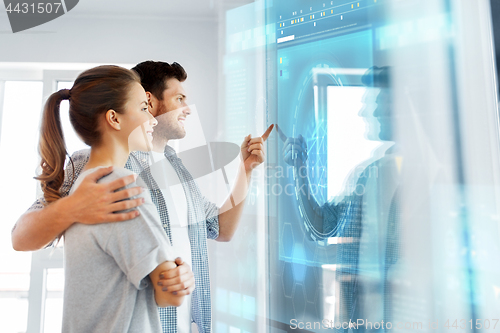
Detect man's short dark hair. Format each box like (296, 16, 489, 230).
(131, 61, 187, 100)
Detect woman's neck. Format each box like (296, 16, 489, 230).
(85, 141, 130, 171)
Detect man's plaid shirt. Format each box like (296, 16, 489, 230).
(28, 147, 220, 333)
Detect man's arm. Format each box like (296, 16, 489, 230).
(217, 162, 251, 242)
(282, 134, 323, 232)
(283, 134, 349, 237)
(217, 125, 274, 242)
(11, 166, 143, 251)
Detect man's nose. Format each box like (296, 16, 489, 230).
(183, 104, 192, 116)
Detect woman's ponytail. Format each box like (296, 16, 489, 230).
(35, 89, 70, 204)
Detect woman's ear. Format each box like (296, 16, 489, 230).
(105, 109, 121, 130)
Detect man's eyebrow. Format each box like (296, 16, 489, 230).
(141, 100, 148, 105)
(178, 93, 186, 98)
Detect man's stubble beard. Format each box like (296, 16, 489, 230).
(152, 105, 186, 150)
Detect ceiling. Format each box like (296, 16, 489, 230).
(68, 0, 253, 20)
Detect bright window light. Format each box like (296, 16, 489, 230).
(0, 80, 43, 333)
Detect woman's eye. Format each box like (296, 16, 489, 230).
(142, 107, 148, 112)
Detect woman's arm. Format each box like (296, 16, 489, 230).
(149, 261, 186, 307)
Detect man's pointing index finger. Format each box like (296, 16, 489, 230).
(261, 124, 274, 142)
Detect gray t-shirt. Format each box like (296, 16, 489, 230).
(62, 167, 174, 333)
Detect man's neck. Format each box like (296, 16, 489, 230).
(152, 140, 169, 153)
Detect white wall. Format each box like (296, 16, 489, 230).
(0, 11, 219, 141)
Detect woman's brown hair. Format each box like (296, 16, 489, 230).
(36, 65, 140, 204)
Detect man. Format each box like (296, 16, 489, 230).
(12, 61, 272, 333)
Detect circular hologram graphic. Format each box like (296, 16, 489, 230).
(292, 64, 343, 246)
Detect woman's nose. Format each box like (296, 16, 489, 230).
(149, 111, 158, 127)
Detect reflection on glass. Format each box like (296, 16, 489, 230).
(267, 0, 500, 332)
(279, 64, 399, 328)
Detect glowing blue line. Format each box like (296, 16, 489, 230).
(307, 140, 317, 154)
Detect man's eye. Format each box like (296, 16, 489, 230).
(142, 107, 148, 112)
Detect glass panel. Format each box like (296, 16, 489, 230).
(215, 2, 270, 332)
(262, 0, 500, 331)
(0, 81, 43, 333)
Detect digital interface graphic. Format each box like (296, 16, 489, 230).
(274, 32, 377, 309)
(277, 30, 373, 210)
(221, 0, 499, 331)
(267, 0, 394, 330)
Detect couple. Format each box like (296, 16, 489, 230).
(12, 61, 272, 332)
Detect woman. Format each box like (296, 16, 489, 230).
(36, 65, 184, 332)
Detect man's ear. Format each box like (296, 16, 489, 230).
(105, 109, 121, 130)
(146, 91, 154, 109)
(146, 91, 160, 117)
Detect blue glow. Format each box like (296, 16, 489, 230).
(216, 322, 228, 333)
(291, 244, 307, 281)
(229, 291, 242, 317)
(216, 288, 228, 313)
(242, 295, 256, 321)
